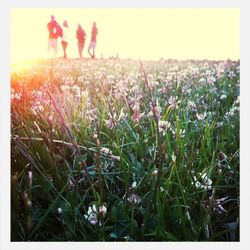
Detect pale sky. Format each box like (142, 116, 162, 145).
(11, 8, 240, 63)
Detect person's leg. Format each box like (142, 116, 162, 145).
(82, 41, 85, 58)
(52, 39, 58, 58)
(62, 41, 65, 58)
(88, 42, 93, 58)
(88, 48, 92, 58)
(92, 42, 96, 59)
(47, 39, 51, 57)
(62, 41, 68, 58)
(78, 42, 82, 58)
(64, 42, 68, 58)
(80, 43, 84, 58)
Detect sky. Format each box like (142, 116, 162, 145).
(11, 8, 240, 63)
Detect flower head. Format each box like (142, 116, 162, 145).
(159, 120, 171, 136)
(127, 193, 141, 205)
(84, 204, 107, 225)
(192, 172, 212, 190)
(196, 112, 206, 121)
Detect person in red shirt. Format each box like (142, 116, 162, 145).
(88, 22, 98, 59)
(76, 24, 86, 59)
(47, 15, 59, 57)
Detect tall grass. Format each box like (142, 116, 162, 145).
(11, 58, 239, 241)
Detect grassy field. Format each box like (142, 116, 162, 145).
(11, 58, 239, 241)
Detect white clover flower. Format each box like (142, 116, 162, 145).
(171, 153, 176, 163)
(84, 204, 107, 225)
(98, 205, 107, 217)
(171, 128, 185, 138)
(220, 94, 227, 100)
(196, 112, 206, 121)
(127, 193, 141, 205)
(105, 118, 117, 129)
(192, 172, 212, 190)
(159, 120, 171, 136)
(152, 169, 158, 177)
(168, 96, 177, 105)
(212, 197, 228, 214)
(188, 100, 196, 110)
(131, 181, 137, 188)
(84, 205, 98, 225)
(199, 78, 206, 84)
(100, 147, 112, 155)
(201, 173, 213, 189)
(57, 207, 63, 214)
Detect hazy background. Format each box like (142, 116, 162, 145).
(11, 8, 240, 63)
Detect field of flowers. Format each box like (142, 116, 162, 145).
(11, 58, 239, 241)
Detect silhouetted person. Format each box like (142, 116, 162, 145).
(61, 20, 69, 59)
(47, 15, 59, 57)
(76, 24, 86, 59)
(88, 22, 98, 59)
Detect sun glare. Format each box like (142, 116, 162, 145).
(11, 8, 239, 64)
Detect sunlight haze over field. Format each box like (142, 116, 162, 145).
(11, 8, 239, 63)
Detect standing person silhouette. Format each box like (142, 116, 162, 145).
(76, 24, 86, 59)
(88, 22, 98, 59)
(47, 15, 59, 58)
(61, 20, 69, 59)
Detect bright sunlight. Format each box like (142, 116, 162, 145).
(11, 8, 239, 63)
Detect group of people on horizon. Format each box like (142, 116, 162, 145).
(47, 15, 98, 59)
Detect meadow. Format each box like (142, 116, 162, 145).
(11, 58, 239, 241)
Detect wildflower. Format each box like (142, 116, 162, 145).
(192, 172, 212, 190)
(57, 207, 63, 214)
(127, 193, 141, 205)
(168, 96, 179, 109)
(98, 205, 107, 217)
(171, 152, 176, 162)
(84, 205, 98, 225)
(150, 101, 162, 121)
(105, 116, 117, 129)
(131, 181, 137, 189)
(55, 72, 60, 79)
(132, 104, 144, 123)
(100, 147, 112, 155)
(196, 112, 206, 121)
(84, 204, 107, 225)
(152, 169, 158, 177)
(99, 147, 120, 161)
(204, 196, 228, 215)
(188, 100, 196, 111)
(199, 77, 206, 84)
(159, 120, 171, 136)
(207, 76, 216, 84)
(182, 85, 191, 95)
(77, 76, 84, 84)
(171, 128, 185, 138)
(218, 151, 228, 165)
(220, 94, 227, 100)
